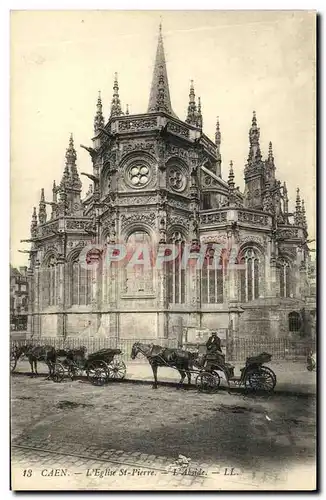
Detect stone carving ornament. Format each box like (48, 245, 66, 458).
(118, 117, 157, 132)
(120, 212, 156, 229)
(119, 196, 157, 206)
(239, 235, 264, 246)
(126, 163, 151, 188)
(121, 141, 155, 157)
(168, 166, 187, 193)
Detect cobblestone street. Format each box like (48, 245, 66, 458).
(11, 375, 316, 490)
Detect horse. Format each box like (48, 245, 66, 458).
(10, 344, 33, 372)
(27, 345, 57, 379)
(131, 342, 198, 389)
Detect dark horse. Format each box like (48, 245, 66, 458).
(10, 344, 33, 372)
(27, 345, 57, 378)
(131, 342, 197, 389)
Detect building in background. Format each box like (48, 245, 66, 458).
(21, 26, 315, 342)
(10, 265, 28, 332)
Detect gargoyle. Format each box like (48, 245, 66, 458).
(80, 144, 97, 159)
(81, 172, 99, 184)
(98, 127, 114, 139)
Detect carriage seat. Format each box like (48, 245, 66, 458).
(245, 352, 272, 365)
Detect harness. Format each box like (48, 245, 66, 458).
(136, 344, 176, 368)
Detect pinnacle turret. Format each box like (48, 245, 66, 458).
(52, 180, 57, 203)
(294, 187, 302, 225)
(125, 104, 129, 115)
(185, 80, 197, 126)
(302, 199, 307, 229)
(228, 160, 235, 189)
(197, 97, 203, 130)
(268, 141, 274, 164)
(30, 207, 38, 237)
(66, 134, 81, 191)
(283, 181, 289, 214)
(147, 24, 177, 117)
(38, 188, 47, 225)
(215, 117, 221, 150)
(94, 91, 104, 134)
(110, 73, 123, 118)
(247, 111, 262, 166)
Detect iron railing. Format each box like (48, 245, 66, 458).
(10, 336, 314, 363)
(10, 337, 179, 363)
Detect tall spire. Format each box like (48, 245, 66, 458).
(94, 91, 104, 134)
(110, 73, 123, 118)
(30, 207, 38, 237)
(65, 134, 81, 190)
(185, 80, 197, 126)
(38, 188, 47, 225)
(147, 24, 177, 117)
(247, 111, 262, 166)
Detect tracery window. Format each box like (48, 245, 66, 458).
(41, 256, 57, 308)
(279, 261, 291, 298)
(71, 260, 92, 305)
(201, 245, 224, 304)
(239, 248, 260, 302)
(125, 231, 153, 294)
(167, 232, 186, 304)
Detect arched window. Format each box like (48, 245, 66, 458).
(125, 231, 153, 295)
(41, 256, 57, 308)
(239, 248, 260, 302)
(167, 231, 186, 304)
(279, 261, 291, 298)
(71, 259, 92, 305)
(201, 244, 224, 303)
(288, 311, 302, 332)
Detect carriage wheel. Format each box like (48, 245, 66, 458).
(52, 362, 65, 383)
(196, 371, 220, 393)
(10, 356, 17, 373)
(108, 359, 126, 380)
(67, 364, 79, 381)
(86, 362, 109, 386)
(262, 366, 277, 386)
(246, 367, 276, 392)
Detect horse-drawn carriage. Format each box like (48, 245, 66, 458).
(131, 342, 277, 393)
(10, 343, 127, 386)
(53, 347, 127, 386)
(194, 346, 277, 393)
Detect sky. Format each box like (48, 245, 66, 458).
(10, 10, 316, 267)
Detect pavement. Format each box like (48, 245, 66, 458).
(11, 376, 316, 491)
(12, 359, 316, 395)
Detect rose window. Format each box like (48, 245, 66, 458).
(168, 168, 186, 192)
(128, 164, 150, 188)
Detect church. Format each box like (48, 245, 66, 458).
(24, 25, 314, 344)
